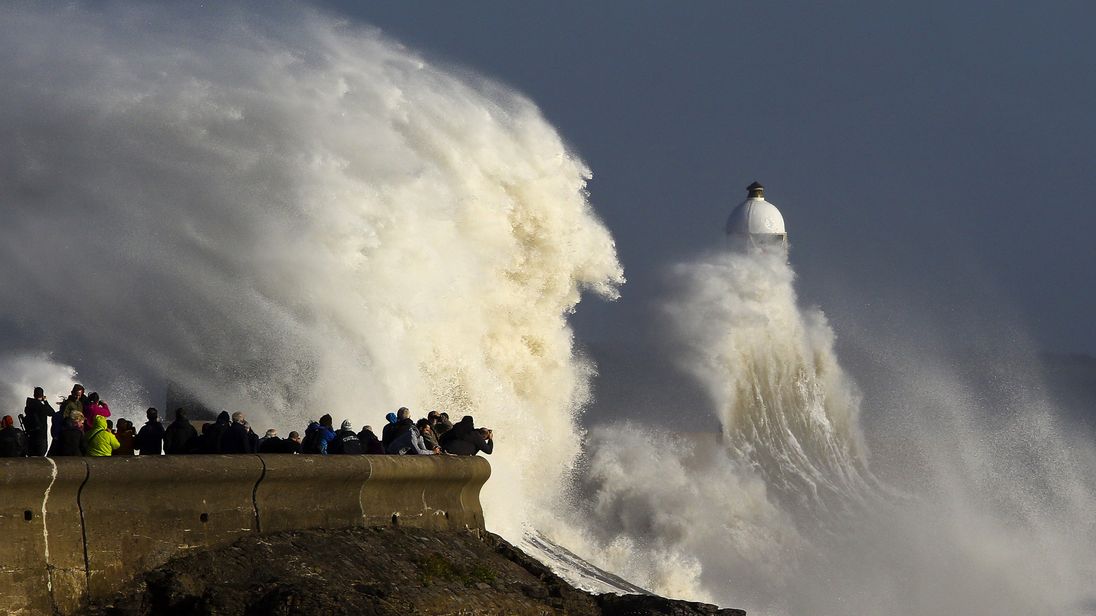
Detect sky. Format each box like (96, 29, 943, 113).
(322, 1, 1096, 362)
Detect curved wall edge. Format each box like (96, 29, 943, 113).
(0, 455, 490, 616)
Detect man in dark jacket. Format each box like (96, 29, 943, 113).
(163, 408, 199, 455)
(135, 408, 164, 455)
(382, 407, 413, 451)
(282, 431, 302, 454)
(357, 425, 385, 454)
(258, 430, 284, 453)
(23, 387, 55, 456)
(256, 429, 277, 451)
(47, 415, 86, 457)
(0, 415, 29, 457)
(221, 412, 255, 454)
(200, 411, 232, 453)
(440, 416, 494, 456)
(330, 419, 363, 454)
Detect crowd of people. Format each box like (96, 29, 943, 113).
(0, 384, 495, 459)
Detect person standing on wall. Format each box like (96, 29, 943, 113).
(221, 411, 256, 454)
(22, 387, 55, 456)
(61, 384, 87, 431)
(136, 408, 164, 455)
(83, 392, 111, 431)
(162, 408, 198, 454)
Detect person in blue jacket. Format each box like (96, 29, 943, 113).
(302, 413, 336, 454)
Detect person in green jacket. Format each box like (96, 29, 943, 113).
(85, 414, 120, 457)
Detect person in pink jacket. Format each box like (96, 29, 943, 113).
(83, 392, 111, 431)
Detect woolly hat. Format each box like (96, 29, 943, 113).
(385, 412, 397, 424)
(341, 419, 353, 430)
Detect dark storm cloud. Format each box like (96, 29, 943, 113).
(325, 1, 1096, 358)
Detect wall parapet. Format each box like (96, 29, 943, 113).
(0, 455, 490, 616)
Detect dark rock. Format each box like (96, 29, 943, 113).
(82, 528, 746, 616)
(598, 593, 747, 616)
(351, 582, 389, 598)
(521, 583, 549, 600)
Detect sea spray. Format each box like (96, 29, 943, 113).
(665, 250, 877, 520)
(538, 250, 869, 609)
(552, 248, 1096, 615)
(0, 355, 79, 415)
(0, 3, 622, 539)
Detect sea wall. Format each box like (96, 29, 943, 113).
(0, 455, 490, 616)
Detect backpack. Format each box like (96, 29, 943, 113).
(301, 426, 324, 454)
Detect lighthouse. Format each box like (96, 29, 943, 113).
(725, 181, 787, 252)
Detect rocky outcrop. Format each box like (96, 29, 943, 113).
(82, 527, 744, 616)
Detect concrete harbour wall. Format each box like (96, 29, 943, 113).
(0, 455, 490, 616)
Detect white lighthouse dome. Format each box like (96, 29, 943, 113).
(726, 181, 787, 249)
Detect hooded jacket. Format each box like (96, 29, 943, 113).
(200, 412, 232, 453)
(440, 416, 493, 456)
(439, 416, 473, 447)
(357, 428, 385, 455)
(84, 415, 120, 457)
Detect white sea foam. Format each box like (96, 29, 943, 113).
(559, 250, 1096, 615)
(0, 355, 78, 416)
